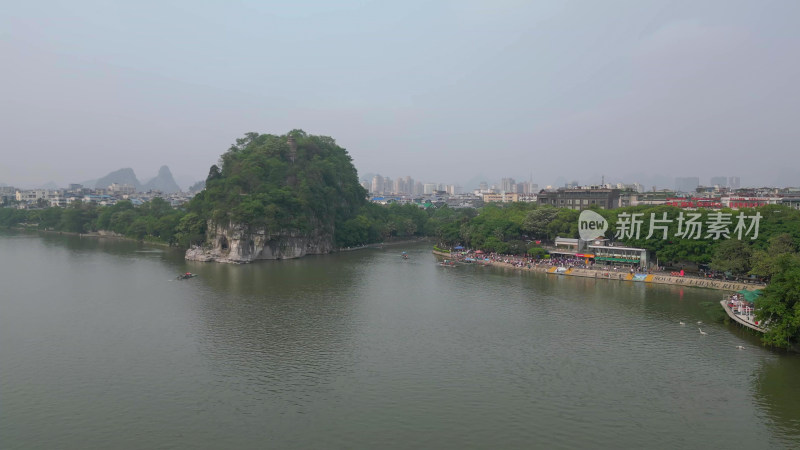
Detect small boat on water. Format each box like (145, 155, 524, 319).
(177, 272, 198, 280)
(439, 259, 456, 267)
(401, 251, 409, 260)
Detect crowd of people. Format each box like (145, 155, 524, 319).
(451, 250, 648, 273)
(445, 249, 768, 284)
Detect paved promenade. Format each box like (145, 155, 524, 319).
(720, 299, 768, 333)
(432, 250, 765, 292)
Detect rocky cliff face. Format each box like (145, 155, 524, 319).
(185, 221, 333, 263)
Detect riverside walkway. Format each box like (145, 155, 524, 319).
(432, 250, 765, 292)
(720, 299, 768, 333)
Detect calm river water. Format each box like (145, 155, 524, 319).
(2, 231, 800, 449)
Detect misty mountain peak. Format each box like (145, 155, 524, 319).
(143, 165, 180, 193)
(95, 168, 141, 190)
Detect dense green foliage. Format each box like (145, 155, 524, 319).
(0, 198, 189, 245)
(498, 203, 800, 275)
(5, 191, 800, 348)
(6, 194, 798, 268)
(186, 130, 366, 240)
(757, 254, 800, 348)
(336, 203, 425, 247)
(750, 234, 797, 279)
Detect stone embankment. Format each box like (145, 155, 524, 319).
(432, 250, 764, 292)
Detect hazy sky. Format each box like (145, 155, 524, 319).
(2, 0, 799, 189)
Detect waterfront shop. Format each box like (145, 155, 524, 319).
(548, 237, 649, 268)
(552, 237, 580, 254)
(588, 242, 648, 268)
(548, 237, 595, 266)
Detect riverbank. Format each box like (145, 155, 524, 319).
(432, 250, 766, 292)
(337, 237, 429, 252)
(11, 227, 174, 248)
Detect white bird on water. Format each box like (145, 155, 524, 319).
(736, 345, 745, 350)
(679, 321, 685, 325)
(697, 321, 703, 324)
(699, 328, 707, 335)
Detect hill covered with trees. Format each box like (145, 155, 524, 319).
(183, 130, 367, 262)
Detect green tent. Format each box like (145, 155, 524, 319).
(736, 289, 762, 302)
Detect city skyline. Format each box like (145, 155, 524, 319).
(3, 1, 799, 188)
(1, 164, 759, 194)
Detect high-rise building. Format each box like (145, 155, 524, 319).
(710, 176, 727, 187)
(729, 176, 741, 189)
(517, 182, 539, 194)
(501, 177, 516, 193)
(371, 175, 383, 194)
(404, 177, 413, 193)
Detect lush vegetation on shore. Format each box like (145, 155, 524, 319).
(5, 197, 800, 347)
(419, 201, 800, 348)
(185, 130, 367, 244)
(427, 202, 800, 279)
(0, 198, 197, 245)
(5, 133, 800, 347)
(5, 198, 798, 277)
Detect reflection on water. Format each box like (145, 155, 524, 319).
(188, 252, 369, 414)
(755, 357, 800, 446)
(2, 231, 800, 449)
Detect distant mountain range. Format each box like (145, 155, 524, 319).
(142, 166, 181, 193)
(95, 168, 141, 191)
(93, 165, 181, 193)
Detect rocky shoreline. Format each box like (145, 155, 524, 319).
(185, 220, 334, 263)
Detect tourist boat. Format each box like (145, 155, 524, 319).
(177, 272, 197, 280)
(401, 251, 409, 259)
(439, 259, 456, 267)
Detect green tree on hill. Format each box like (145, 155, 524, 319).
(186, 130, 367, 245)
